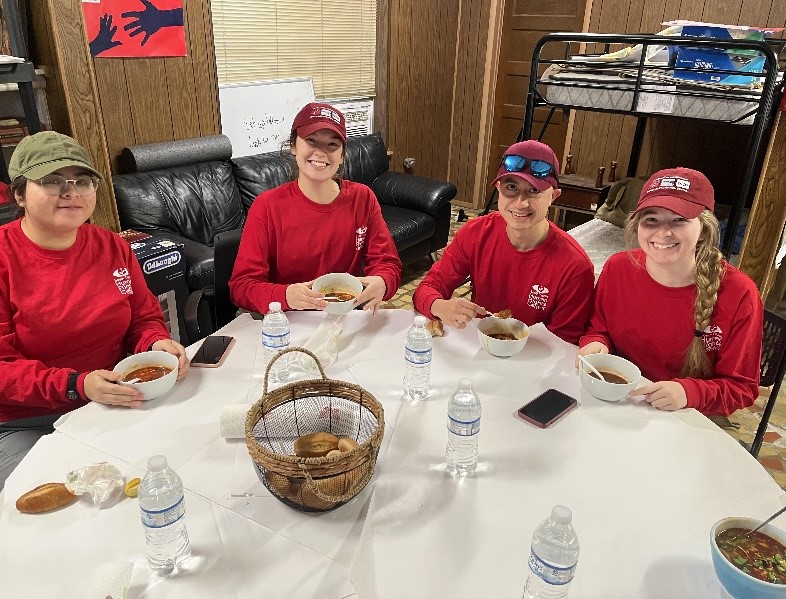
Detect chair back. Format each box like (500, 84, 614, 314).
(761, 309, 786, 387)
(748, 308, 786, 457)
(213, 228, 243, 330)
(184, 228, 242, 342)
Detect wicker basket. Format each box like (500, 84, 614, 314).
(245, 347, 385, 512)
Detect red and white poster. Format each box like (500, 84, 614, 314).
(82, 0, 186, 58)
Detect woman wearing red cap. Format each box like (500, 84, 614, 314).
(578, 167, 763, 416)
(229, 102, 401, 315)
(413, 140, 595, 344)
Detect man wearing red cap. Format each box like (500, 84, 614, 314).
(413, 140, 594, 344)
(230, 102, 401, 315)
(579, 167, 763, 416)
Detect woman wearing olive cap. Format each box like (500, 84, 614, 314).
(0, 131, 189, 490)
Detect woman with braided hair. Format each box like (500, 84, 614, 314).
(578, 168, 763, 416)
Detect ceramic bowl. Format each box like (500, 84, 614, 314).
(476, 316, 529, 357)
(711, 516, 786, 599)
(578, 353, 641, 401)
(312, 273, 364, 315)
(113, 350, 179, 400)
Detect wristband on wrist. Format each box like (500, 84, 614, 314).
(66, 372, 81, 401)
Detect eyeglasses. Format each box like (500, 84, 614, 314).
(35, 174, 99, 197)
(500, 154, 556, 180)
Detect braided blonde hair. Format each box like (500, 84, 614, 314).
(624, 209, 725, 377)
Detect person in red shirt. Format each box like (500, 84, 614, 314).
(229, 102, 402, 315)
(0, 131, 189, 490)
(578, 167, 763, 417)
(413, 140, 594, 344)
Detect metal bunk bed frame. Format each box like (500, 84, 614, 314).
(518, 32, 785, 257)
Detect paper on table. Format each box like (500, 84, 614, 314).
(80, 561, 133, 599)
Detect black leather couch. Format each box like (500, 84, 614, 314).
(113, 133, 457, 292)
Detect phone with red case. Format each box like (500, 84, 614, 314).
(191, 335, 235, 368)
(518, 389, 578, 428)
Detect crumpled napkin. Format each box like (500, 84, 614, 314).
(80, 560, 133, 599)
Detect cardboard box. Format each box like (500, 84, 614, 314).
(120, 231, 189, 345)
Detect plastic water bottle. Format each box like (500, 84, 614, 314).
(523, 505, 580, 599)
(403, 314, 432, 400)
(262, 301, 290, 384)
(445, 378, 481, 476)
(139, 455, 192, 575)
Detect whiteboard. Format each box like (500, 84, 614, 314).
(218, 77, 316, 157)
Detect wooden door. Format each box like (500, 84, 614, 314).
(485, 0, 589, 194)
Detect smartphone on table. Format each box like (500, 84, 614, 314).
(518, 389, 578, 428)
(191, 335, 235, 368)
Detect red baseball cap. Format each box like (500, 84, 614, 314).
(634, 167, 714, 219)
(491, 140, 560, 192)
(291, 102, 347, 142)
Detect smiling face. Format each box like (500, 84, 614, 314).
(637, 207, 702, 269)
(495, 175, 560, 249)
(16, 165, 97, 246)
(291, 129, 344, 185)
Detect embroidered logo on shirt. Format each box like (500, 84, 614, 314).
(113, 267, 133, 295)
(527, 284, 549, 311)
(355, 226, 367, 251)
(702, 325, 723, 352)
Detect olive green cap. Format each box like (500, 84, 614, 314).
(8, 131, 103, 181)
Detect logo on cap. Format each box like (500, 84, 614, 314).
(312, 107, 342, 124)
(648, 176, 691, 194)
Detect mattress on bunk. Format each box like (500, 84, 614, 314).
(542, 69, 763, 124)
(567, 218, 627, 281)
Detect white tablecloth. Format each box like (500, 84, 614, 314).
(2, 310, 783, 598)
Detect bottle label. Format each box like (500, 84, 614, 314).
(447, 415, 480, 436)
(528, 550, 576, 585)
(141, 496, 186, 529)
(405, 346, 432, 365)
(263, 331, 290, 350)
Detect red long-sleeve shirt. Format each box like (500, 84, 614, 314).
(229, 180, 402, 313)
(413, 213, 595, 343)
(579, 249, 763, 416)
(0, 220, 170, 421)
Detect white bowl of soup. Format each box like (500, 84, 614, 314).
(113, 351, 179, 400)
(476, 316, 529, 357)
(312, 273, 363, 315)
(711, 516, 786, 598)
(578, 353, 641, 402)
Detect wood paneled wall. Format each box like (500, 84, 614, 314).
(30, 0, 220, 231)
(384, 1, 500, 207)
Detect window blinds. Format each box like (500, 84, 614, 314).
(211, 0, 377, 99)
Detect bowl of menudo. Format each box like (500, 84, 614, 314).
(113, 350, 179, 400)
(312, 273, 363, 315)
(711, 516, 786, 598)
(476, 316, 529, 357)
(578, 353, 641, 402)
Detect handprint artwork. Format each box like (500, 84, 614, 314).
(83, 0, 186, 58)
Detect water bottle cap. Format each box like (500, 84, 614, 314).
(413, 315, 428, 326)
(551, 505, 572, 524)
(458, 378, 473, 389)
(148, 455, 168, 472)
(268, 302, 282, 313)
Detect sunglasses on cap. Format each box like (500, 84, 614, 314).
(500, 154, 556, 180)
